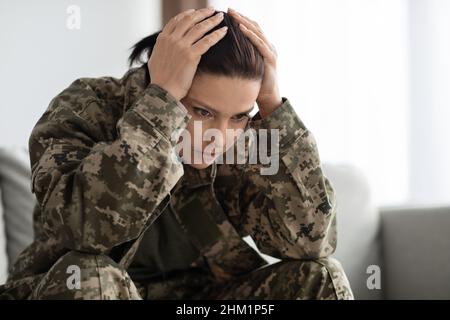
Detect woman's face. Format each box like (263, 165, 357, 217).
(180, 73, 261, 169)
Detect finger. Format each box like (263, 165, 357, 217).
(171, 7, 216, 38)
(192, 26, 228, 55)
(228, 8, 257, 25)
(184, 12, 224, 44)
(230, 10, 276, 53)
(229, 9, 263, 36)
(163, 8, 196, 35)
(228, 8, 267, 42)
(239, 24, 273, 60)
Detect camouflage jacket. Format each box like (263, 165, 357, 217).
(4, 65, 338, 297)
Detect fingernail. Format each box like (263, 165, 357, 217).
(221, 26, 228, 32)
(217, 12, 224, 18)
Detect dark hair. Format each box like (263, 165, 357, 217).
(128, 10, 264, 84)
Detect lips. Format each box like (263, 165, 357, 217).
(193, 149, 216, 156)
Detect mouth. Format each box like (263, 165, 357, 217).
(191, 149, 220, 161)
(193, 149, 216, 156)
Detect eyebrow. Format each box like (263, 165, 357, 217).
(187, 97, 255, 116)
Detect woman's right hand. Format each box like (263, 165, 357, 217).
(148, 7, 228, 101)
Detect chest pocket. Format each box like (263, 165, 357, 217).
(171, 184, 268, 282)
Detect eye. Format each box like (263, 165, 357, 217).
(193, 107, 213, 118)
(231, 114, 249, 122)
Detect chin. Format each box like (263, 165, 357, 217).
(182, 150, 220, 170)
(186, 162, 212, 170)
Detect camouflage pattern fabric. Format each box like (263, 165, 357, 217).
(0, 65, 353, 300)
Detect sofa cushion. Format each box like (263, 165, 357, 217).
(0, 147, 35, 268)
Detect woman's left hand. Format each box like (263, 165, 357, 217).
(228, 8, 282, 119)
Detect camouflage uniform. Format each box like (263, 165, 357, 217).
(0, 65, 353, 300)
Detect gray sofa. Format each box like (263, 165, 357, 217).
(0, 147, 449, 299)
(324, 165, 450, 299)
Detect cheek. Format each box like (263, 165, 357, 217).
(222, 120, 249, 149)
(183, 118, 249, 152)
(238, 118, 250, 130)
(230, 118, 250, 135)
(184, 119, 213, 150)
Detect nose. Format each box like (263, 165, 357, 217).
(203, 120, 229, 153)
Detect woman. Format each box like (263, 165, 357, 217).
(0, 7, 353, 299)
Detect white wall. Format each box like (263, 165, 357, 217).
(408, 0, 450, 206)
(211, 0, 411, 206)
(0, 0, 161, 147)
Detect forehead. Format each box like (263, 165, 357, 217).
(185, 73, 261, 116)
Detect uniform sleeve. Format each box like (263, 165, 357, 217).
(29, 73, 191, 254)
(238, 98, 337, 260)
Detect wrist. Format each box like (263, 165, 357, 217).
(150, 82, 185, 101)
(257, 94, 283, 119)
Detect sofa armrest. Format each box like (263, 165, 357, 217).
(0, 188, 8, 284)
(0, 147, 35, 270)
(323, 163, 383, 299)
(380, 205, 450, 299)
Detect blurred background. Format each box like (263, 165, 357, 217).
(0, 0, 449, 299)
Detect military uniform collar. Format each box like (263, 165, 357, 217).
(179, 161, 218, 189)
